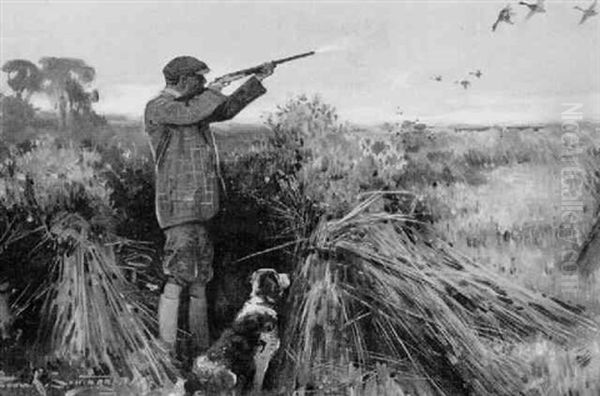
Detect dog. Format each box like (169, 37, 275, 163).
(186, 268, 290, 395)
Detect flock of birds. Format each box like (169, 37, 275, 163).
(493, 0, 598, 31)
(427, 0, 597, 91)
(429, 71, 482, 90)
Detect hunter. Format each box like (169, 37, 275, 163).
(144, 56, 274, 355)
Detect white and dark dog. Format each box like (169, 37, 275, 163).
(186, 268, 290, 395)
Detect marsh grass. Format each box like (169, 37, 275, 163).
(3, 97, 600, 395)
(280, 193, 597, 396)
(34, 212, 176, 387)
(0, 137, 177, 390)
(399, 124, 600, 306)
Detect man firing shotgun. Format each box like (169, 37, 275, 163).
(176, 51, 315, 102)
(144, 51, 313, 357)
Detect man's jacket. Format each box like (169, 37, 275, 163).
(144, 76, 266, 229)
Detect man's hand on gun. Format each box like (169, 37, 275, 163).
(205, 51, 315, 92)
(254, 62, 276, 82)
(207, 62, 275, 92)
(207, 76, 234, 92)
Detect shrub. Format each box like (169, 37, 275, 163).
(0, 96, 38, 143)
(0, 136, 175, 385)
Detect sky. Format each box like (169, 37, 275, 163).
(1, 0, 599, 125)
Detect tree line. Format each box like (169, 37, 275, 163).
(1, 57, 101, 129)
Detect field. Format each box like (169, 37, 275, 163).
(1, 94, 600, 395)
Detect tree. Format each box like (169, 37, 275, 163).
(38, 57, 96, 127)
(1, 59, 43, 102)
(65, 77, 99, 115)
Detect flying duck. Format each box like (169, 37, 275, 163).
(454, 79, 471, 90)
(574, 0, 598, 24)
(519, 0, 546, 20)
(492, 5, 515, 31)
(469, 70, 483, 79)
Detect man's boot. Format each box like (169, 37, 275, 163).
(189, 282, 210, 354)
(158, 282, 182, 354)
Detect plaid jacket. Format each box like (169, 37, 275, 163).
(144, 77, 266, 229)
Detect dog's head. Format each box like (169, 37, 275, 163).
(250, 268, 290, 303)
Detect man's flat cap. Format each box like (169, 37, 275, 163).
(163, 56, 210, 81)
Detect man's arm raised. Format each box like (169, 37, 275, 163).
(146, 90, 227, 125)
(207, 76, 268, 123)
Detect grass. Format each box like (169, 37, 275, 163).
(230, 117, 600, 395)
(3, 97, 600, 395)
(35, 213, 177, 388)
(389, 123, 600, 307)
(279, 193, 597, 396)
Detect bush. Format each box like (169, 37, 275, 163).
(265, 95, 412, 217)
(0, 135, 116, 306)
(0, 136, 175, 384)
(0, 96, 38, 143)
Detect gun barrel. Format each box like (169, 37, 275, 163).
(227, 51, 316, 77)
(272, 51, 316, 65)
